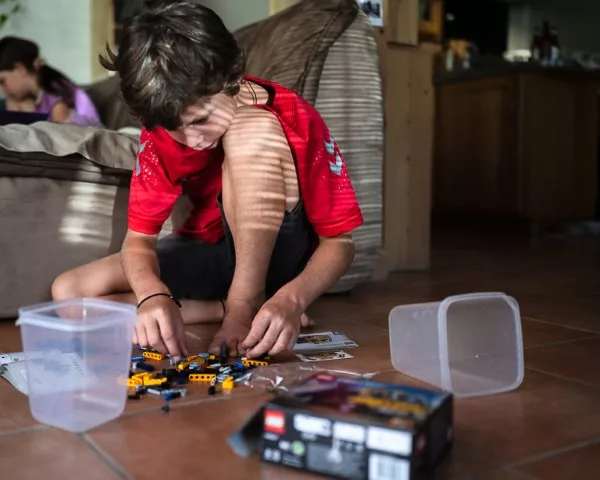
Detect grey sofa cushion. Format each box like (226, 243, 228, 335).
(0, 122, 136, 185)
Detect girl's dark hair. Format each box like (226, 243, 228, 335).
(100, 0, 246, 130)
(0, 36, 76, 108)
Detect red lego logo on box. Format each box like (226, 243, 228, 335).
(264, 409, 286, 435)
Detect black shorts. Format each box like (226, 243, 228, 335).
(156, 198, 313, 300)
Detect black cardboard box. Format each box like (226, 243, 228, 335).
(260, 373, 453, 480)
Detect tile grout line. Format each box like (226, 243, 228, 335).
(505, 436, 600, 470)
(0, 424, 47, 437)
(120, 390, 267, 419)
(505, 467, 540, 480)
(525, 366, 600, 389)
(80, 433, 132, 480)
(525, 335, 600, 351)
(521, 316, 600, 335)
(470, 466, 540, 480)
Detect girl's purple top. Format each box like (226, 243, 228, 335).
(35, 88, 103, 127)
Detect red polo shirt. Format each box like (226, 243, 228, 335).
(127, 76, 363, 242)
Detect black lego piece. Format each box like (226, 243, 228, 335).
(136, 362, 156, 373)
(220, 341, 229, 365)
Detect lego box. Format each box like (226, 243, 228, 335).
(260, 373, 453, 480)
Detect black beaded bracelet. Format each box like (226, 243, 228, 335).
(137, 293, 182, 310)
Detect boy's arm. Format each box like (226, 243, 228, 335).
(123, 130, 186, 357)
(278, 233, 355, 310)
(243, 118, 363, 358)
(242, 234, 355, 358)
(121, 230, 167, 301)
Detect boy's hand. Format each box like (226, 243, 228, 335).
(134, 296, 189, 360)
(242, 294, 303, 358)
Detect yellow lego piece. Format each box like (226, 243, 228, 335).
(222, 376, 234, 390)
(133, 372, 153, 380)
(176, 357, 206, 372)
(188, 373, 216, 382)
(143, 377, 167, 386)
(176, 362, 188, 372)
(127, 378, 143, 387)
(143, 351, 165, 361)
(242, 359, 268, 367)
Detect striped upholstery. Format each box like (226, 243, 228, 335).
(234, 0, 359, 105)
(235, 2, 384, 292)
(314, 13, 384, 292)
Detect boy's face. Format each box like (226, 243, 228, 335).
(166, 93, 237, 150)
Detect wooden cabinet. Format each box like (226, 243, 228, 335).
(434, 70, 598, 225)
(384, 0, 444, 46)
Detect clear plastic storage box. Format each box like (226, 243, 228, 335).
(16, 298, 136, 432)
(389, 292, 524, 397)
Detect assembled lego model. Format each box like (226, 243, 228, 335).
(127, 343, 270, 411)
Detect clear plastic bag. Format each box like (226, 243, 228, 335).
(241, 363, 378, 394)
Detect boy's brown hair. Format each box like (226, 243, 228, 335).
(100, 1, 246, 130)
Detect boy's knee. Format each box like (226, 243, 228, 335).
(51, 272, 79, 301)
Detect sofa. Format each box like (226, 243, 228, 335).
(0, 0, 383, 318)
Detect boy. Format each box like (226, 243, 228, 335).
(51, 1, 363, 360)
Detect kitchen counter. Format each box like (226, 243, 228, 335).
(433, 66, 599, 226)
(434, 62, 600, 85)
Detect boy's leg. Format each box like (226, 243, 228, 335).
(208, 111, 310, 354)
(51, 249, 225, 324)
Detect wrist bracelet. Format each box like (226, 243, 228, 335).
(137, 293, 182, 310)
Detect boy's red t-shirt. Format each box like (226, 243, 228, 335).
(127, 76, 364, 243)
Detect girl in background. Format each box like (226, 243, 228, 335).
(0, 36, 102, 127)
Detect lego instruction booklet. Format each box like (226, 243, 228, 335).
(0, 351, 94, 396)
(292, 332, 359, 353)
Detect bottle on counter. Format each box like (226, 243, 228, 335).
(540, 21, 551, 66)
(530, 26, 542, 63)
(549, 26, 561, 66)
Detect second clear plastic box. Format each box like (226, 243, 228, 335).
(16, 298, 136, 432)
(388, 292, 524, 398)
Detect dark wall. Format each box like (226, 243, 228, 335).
(444, 0, 509, 55)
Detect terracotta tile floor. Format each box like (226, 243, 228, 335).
(0, 230, 599, 479)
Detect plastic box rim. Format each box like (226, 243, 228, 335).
(15, 298, 136, 333)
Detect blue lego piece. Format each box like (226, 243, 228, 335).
(131, 355, 144, 362)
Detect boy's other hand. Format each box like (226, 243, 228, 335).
(242, 294, 303, 358)
(134, 295, 189, 360)
(207, 299, 255, 356)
